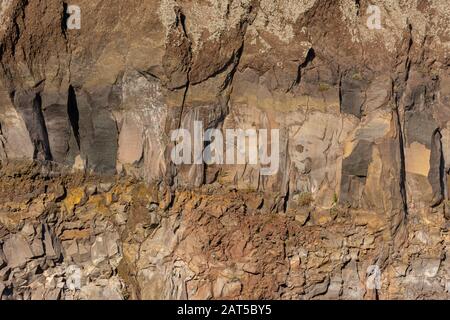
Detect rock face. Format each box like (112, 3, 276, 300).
(1, 0, 450, 300)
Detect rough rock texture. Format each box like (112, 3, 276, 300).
(1, 0, 450, 299)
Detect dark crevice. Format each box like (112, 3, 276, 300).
(175, 7, 188, 38)
(61, 3, 69, 34)
(8, 90, 15, 102)
(168, 6, 193, 188)
(33, 79, 45, 89)
(403, 24, 413, 84)
(283, 183, 290, 213)
(67, 85, 80, 149)
(138, 70, 160, 82)
(355, 0, 360, 15)
(394, 94, 408, 223)
(394, 25, 413, 220)
(32, 93, 52, 161)
(288, 48, 316, 92)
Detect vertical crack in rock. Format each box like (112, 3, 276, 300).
(174, 7, 192, 131)
(165, 6, 193, 188)
(389, 23, 413, 250)
(0, 121, 6, 160)
(394, 97, 408, 237)
(354, 0, 360, 16)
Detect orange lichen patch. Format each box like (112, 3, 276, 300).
(63, 187, 86, 215)
(85, 194, 110, 216)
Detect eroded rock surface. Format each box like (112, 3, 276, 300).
(0, 0, 450, 299)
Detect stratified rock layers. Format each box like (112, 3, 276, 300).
(0, 0, 450, 299)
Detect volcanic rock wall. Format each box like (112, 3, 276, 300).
(1, 0, 450, 299)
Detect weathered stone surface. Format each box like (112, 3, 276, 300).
(0, 0, 450, 301)
(3, 234, 34, 268)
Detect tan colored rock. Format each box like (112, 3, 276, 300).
(3, 234, 34, 268)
